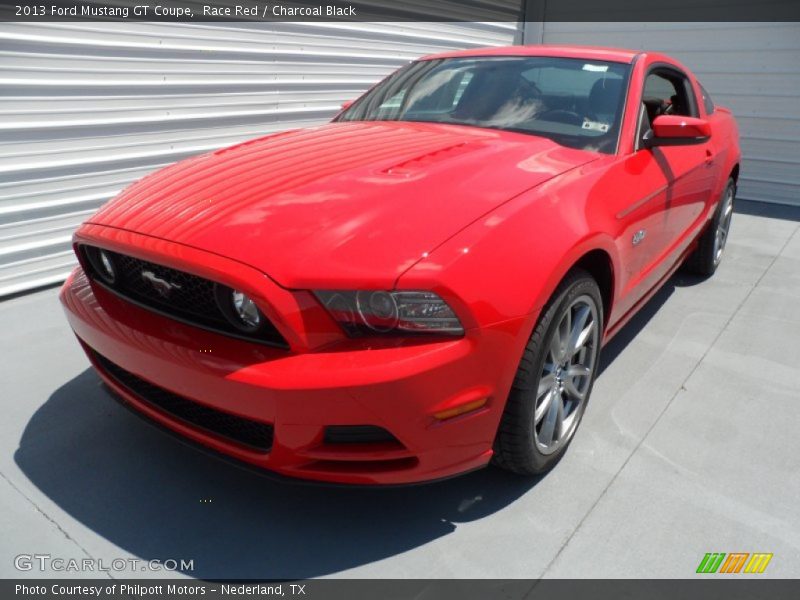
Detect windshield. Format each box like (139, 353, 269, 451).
(337, 56, 631, 154)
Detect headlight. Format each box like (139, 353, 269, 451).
(314, 290, 463, 337)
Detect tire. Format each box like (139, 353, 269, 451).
(493, 269, 603, 475)
(684, 178, 735, 276)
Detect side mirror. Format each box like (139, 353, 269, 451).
(644, 115, 711, 147)
(340, 99, 355, 110)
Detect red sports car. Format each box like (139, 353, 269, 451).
(61, 45, 740, 484)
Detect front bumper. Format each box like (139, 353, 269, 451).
(60, 259, 525, 485)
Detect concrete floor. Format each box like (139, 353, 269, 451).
(1, 200, 799, 580)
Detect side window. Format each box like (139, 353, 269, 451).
(699, 83, 715, 115)
(642, 69, 697, 119)
(643, 74, 677, 104)
(637, 67, 698, 150)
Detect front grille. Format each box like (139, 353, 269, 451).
(80, 245, 288, 348)
(92, 349, 274, 452)
(114, 252, 220, 323)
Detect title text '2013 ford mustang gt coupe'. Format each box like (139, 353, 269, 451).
(61, 46, 741, 484)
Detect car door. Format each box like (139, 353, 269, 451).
(604, 66, 716, 318)
(600, 122, 674, 319)
(642, 68, 717, 266)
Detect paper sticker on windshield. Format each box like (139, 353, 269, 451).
(582, 120, 610, 133)
(583, 64, 609, 72)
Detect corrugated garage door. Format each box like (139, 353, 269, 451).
(0, 19, 519, 297)
(534, 22, 800, 207)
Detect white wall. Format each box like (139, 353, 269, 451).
(0, 20, 518, 296)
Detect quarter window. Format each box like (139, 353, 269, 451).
(699, 83, 715, 115)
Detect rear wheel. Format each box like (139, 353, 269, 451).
(493, 270, 603, 474)
(684, 178, 735, 276)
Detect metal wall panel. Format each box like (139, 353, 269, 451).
(0, 19, 518, 296)
(537, 22, 800, 207)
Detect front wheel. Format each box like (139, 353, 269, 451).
(493, 269, 603, 474)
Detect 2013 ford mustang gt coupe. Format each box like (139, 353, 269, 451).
(61, 46, 740, 484)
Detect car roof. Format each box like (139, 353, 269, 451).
(421, 45, 641, 64)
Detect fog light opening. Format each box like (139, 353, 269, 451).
(214, 284, 266, 334)
(231, 289, 262, 331)
(84, 246, 117, 285)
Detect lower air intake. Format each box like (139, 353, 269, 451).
(92, 348, 274, 452)
(324, 425, 400, 445)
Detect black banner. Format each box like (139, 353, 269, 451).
(1, 0, 522, 22)
(6, 579, 800, 599)
(2, 0, 800, 22)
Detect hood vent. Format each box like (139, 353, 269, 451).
(382, 141, 479, 176)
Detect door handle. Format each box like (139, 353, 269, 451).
(705, 149, 715, 164)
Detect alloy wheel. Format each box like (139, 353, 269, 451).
(713, 186, 734, 265)
(534, 295, 599, 455)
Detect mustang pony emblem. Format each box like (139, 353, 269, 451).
(141, 270, 182, 298)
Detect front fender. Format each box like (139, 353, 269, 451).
(395, 161, 621, 333)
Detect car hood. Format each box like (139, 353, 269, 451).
(89, 121, 598, 288)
